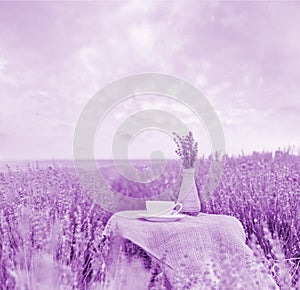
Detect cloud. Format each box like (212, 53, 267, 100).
(0, 1, 299, 160)
(0, 57, 16, 84)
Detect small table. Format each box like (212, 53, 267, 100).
(102, 211, 279, 289)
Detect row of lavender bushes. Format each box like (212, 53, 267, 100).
(0, 150, 299, 289)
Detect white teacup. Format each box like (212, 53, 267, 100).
(146, 201, 183, 216)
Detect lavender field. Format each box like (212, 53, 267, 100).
(0, 150, 299, 289)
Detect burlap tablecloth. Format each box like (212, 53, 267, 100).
(102, 212, 279, 290)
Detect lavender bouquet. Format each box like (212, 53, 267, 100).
(173, 131, 201, 213)
(172, 131, 198, 169)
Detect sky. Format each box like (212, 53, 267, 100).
(0, 1, 300, 161)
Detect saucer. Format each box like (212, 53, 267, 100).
(137, 211, 185, 222)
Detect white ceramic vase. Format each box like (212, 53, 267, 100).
(177, 168, 201, 213)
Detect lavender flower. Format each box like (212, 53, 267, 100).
(0, 149, 299, 288)
(172, 131, 198, 169)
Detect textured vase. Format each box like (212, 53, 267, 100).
(177, 168, 201, 213)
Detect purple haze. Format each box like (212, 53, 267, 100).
(0, 1, 300, 160)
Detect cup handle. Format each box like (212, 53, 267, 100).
(172, 202, 183, 215)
